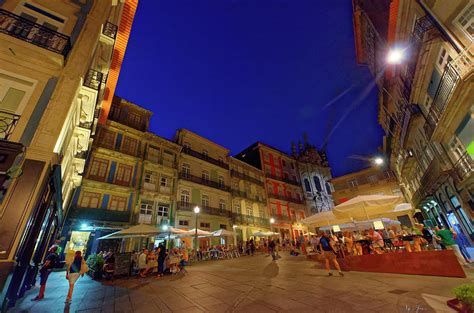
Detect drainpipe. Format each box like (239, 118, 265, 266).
(417, 0, 462, 53)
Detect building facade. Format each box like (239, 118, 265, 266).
(292, 137, 334, 214)
(236, 143, 309, 240)
(353, 0, 473, 256)
(0, 0, 137, 309)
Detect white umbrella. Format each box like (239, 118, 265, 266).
(177, 228, 212, 237)
(97, 224, 161, 240)
(253, 231, 279, 237)
(301, 210, 350, 227)
(333, 195, 404, 220)
(212, 229, 236, 237)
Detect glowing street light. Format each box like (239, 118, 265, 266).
(386, 48, 404, 64)
(373, 157, 384, 166)
(193, 206, 200, 214)
(270, 218, 275, 224)
(162, 224, 169, 231)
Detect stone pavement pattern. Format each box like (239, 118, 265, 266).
(11, 254, 473, 312)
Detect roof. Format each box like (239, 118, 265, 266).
(235, 141, 294, 160)
(175, 128, 230, 153)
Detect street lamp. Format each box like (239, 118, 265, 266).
(270, 218, 275, 224)
(162, 223, 170, 249)
(386, 48, 404, 64)
(194, 206, 200, 250)
(373, 157, 384, 166)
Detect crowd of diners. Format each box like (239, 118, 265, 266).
(305, 223, 469, 266)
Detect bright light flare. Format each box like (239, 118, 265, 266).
(193, 206, 200, 214)
(386, 48, 404, 64)
(270, 218, 275, 224)
(373, 157, 384, 165)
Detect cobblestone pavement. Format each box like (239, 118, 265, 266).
(11, 253, 473, 312)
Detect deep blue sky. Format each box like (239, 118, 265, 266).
(116, 0, 384, 177)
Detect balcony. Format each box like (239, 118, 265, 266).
(102, 21, 118, 40)
(231, 213, 270, 227)
(0, 110, 20, 140)
(95, 140, 140, 158)
(453, 152, 473, 183)
(231, 189, 266, 203)
(177, 201, 233, 218)
(267, 192, 304, 204)
(83, 69, 104, 91)
(179, 172, 230, 192)
(0, 9, 71, 57)
(182, 147, 229, 169)
(230, 170, 264, 186)
(68, 206, 130, 223)
(274, 214, 295, 224)
(265, 173, 300, 186)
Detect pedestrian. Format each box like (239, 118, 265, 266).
(65, 251, 88, 303)
(249, 239, 255, 256)
(319, 232, 344, 277)
(156, 243, 166, 278)
(435, 227, 467, 265)
(269, 239, 277, 261)
(138, 248, 148, 277)
(31, 245, 59, 301)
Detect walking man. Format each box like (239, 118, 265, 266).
(31, 245, 59, 301)
(319, 232, 344, 277)
(269, 239, 277, 261)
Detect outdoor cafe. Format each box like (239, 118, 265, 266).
(303, 195, 466, 278)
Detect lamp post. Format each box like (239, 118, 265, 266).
(193, 206, 200, 250)
(162, 224, 170, 249)
(270, 217, 275, 233)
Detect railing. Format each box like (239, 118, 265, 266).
(83, 69, 104, 91)
(177, 201, 233, 218)
(231, 213, 270, 227)
(0, 110, 20, 140)
(399, 104, 421, 148)
(68, 206, 130, 222)
(95, 139, 140, 157)
(274, 214, 295, 224)
(231, 189, 266, 203)
(179, 172, 230, 192)
(102, 21, 118, 40)
(0, 9, 71, 56)
(182, 147, 229, 169)
(74, 150, 87, 160)
(453, 152, 473, 182)
(265, 173, 299, 186)
(230, 170, 264, 186)
(267, 192, 304, 204)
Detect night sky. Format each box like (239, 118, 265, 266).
(115, 0, 384, 177)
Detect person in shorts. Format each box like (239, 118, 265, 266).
(319, 232, 344, 277)
(31, 245, 59, 301)
(65, 251, 88, 303)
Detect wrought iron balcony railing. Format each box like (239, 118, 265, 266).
(179, 172, 230, 192)
(0, 9, 71, 56)
(231, 213, 270, 227)
(68, 206, 130, 223)
(265, 173, 300, 186)
(230, 170, 264, 186)
(231, 189, 266, 203)
(177, 201, 233, 218)
(83, 69, 104, 91)
(453, 151, 473, 182)
(267, 192, 304, 204)
(0, 110, 20, 141)
(182, 147, 229, 169)
(102, 21, 118, 40)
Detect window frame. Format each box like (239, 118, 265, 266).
(453, 3, 474, 40)
(109, 195, 127, 211)
(115, 163, 133, 186)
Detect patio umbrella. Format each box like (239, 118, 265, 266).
(212, 229, 236, 237)
(301, 210, 349, 227)
(177, 228, 212, 237)
(253, 231, 279, 237)
(97, 224, 161, 240)
(332, 195, 404, 220)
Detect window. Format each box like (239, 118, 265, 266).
(348, 179, 358, 188)
(0, 70, 37, 122)
(219, 199, 226, 211)
(179, 220, 189, 226)
(180, 190, 190, 203)
(202, 150, 208, 157)
(98, 129, 115, 149)
(202, 194, 209, 208)
(15, 2, 66, 31)
(115, 164, 133, 186)
(218, 157, 224, 163)
(246, 205, 253, 216)
(147, 146, 160, 163)
(325, 182, 332, 195)
(144, 171, 158, 184)
(202, 170, 210, 182)
(259, 207, 265, 218)
(157, 204, 169, 217)
(219, 224, 227, 229)
(234, 202, 241, 213)
(384, 171, 395, 180)
(436, 47, 453, 70)
(182, 163, 190, 176)
(128, 111, 142, 129)
(140, 200, 154, 215)
(304, 178, 312, 192)
(392, 188, 401, 196)
(313, 176, 322, 192)
(454, 3, 474, 39)
(79, 191, 100, 208)
(163, 150, 175, 167)
(183, 142, 191, 149)
(200, 222, 210, 229)
(89, 158, 108, 180)
(368, 175, 378, 184)
(109, 195, 127, 211)
(122, 136, 138, 155)
(218, 175, 224, 186)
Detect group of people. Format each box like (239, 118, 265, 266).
(306, 224, 469, 266)
(132, 243, 188, 278)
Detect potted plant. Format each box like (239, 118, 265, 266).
(86, 253, 104, 280)
(447, 284, 474, 313)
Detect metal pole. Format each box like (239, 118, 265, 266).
(195, 213, 198, 250)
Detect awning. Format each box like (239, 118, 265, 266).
(211, 229, 236, 237)
(97, 224, 161, 240)
(332, 195, 405, 220)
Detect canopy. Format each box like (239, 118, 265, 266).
(212, 229, 236, 237)
(97, 224, 161, 240)
(301, 210, 350, 227)
(177, 228, 212, 237)
(333, 195, 404, 219)
(253, 231, 279, 237)
(319, 218, 401, 231)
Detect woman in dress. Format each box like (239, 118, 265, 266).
(65, 251, 88, 303)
